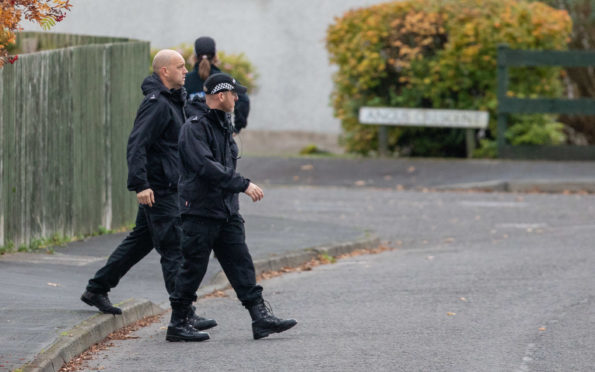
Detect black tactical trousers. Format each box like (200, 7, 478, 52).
(86, 192, 182, 295)
(170, 214, 263, 308)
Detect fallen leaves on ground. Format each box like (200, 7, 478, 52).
(58, 314, 163, 372)
(257, 244, 393, 281)
(337, 244, 393, 258)
(58, 244, 395, 371)
(203, 290, 229, 299)
(562, 189, 589, 195)
(438, 188, 593, 195)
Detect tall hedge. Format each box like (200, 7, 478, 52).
(326, 0, 572, 156)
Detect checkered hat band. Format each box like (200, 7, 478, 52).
(210, 82, 235, 94)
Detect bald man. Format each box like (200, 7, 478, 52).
(80, 50, 216, 331)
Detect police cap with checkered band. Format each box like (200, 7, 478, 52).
(203, 73, 247, 95)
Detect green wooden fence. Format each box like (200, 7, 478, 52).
(497, 44, 595, 160)
(0, 32, 149, 248)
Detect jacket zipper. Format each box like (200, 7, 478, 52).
(221, 119, 232, 219)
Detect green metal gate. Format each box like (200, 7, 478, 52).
(497, 44, 595, 160)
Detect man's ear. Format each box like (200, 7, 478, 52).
(160, 66, 168, 77)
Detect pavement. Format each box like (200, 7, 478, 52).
(1, 215, 376, 372)
(1, 156, 594, 372)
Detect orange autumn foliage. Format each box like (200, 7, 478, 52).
(326, 0, 572, 156)
(0, 0, 71, 67)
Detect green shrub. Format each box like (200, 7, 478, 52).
(97, 226, 111, 236)
(0, 240, 14, 255)
(473, 138, 498, 158)
(505, 114, 566, 145)
(326, 0, 572, 156)
(150, 44, 258, 94)
(299, 144, 331, 155)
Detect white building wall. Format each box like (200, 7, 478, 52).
(24, 0, 386, 135)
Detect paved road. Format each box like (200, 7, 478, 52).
(0, 215, 364, 372)
(238, 156, 595, 190)
(4, 156, 594, 371)
(80, 186, 595, 372)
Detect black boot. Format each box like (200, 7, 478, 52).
(81, 290, 122, 315)
(248, 299, 297, 340)
(188, 305, 218, 331)
(166, 305, 210, 342)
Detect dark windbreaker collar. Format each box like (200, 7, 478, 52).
(141, 73, 186, 103)
(141, 73, 169, 96)
(207, 109, 233, 132)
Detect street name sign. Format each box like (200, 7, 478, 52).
(359, 107, 489, 129)
(358, 107, 489, 157)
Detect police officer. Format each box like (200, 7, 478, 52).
(166, 73, 297, 342)
(80, 49, 216, 332)
(184, 36, 250, 132)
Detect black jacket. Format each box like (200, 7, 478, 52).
(178, 108, 250, 219)
(127, 74, 186, 194)
(184, 64, 250, 133)
(184, 95, 210, 118)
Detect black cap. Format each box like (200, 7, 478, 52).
(203, 73, 247, 95)
(194, 36, 216, 58)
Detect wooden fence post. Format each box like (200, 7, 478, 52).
(0, 68, 3, 248)
(0, 32, 147, 247)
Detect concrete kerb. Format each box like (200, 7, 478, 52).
(205, 234, 381, 292)
(507, 179, 595, 193)
(21, 234, 379, 372)
(433, 179, 595, 193)
(20, 299, 165, 372)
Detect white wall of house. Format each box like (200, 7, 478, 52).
(24, 0, 386, 135)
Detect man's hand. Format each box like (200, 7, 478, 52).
(137, 188, 155, 207)
(244, 182, 263, 202)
